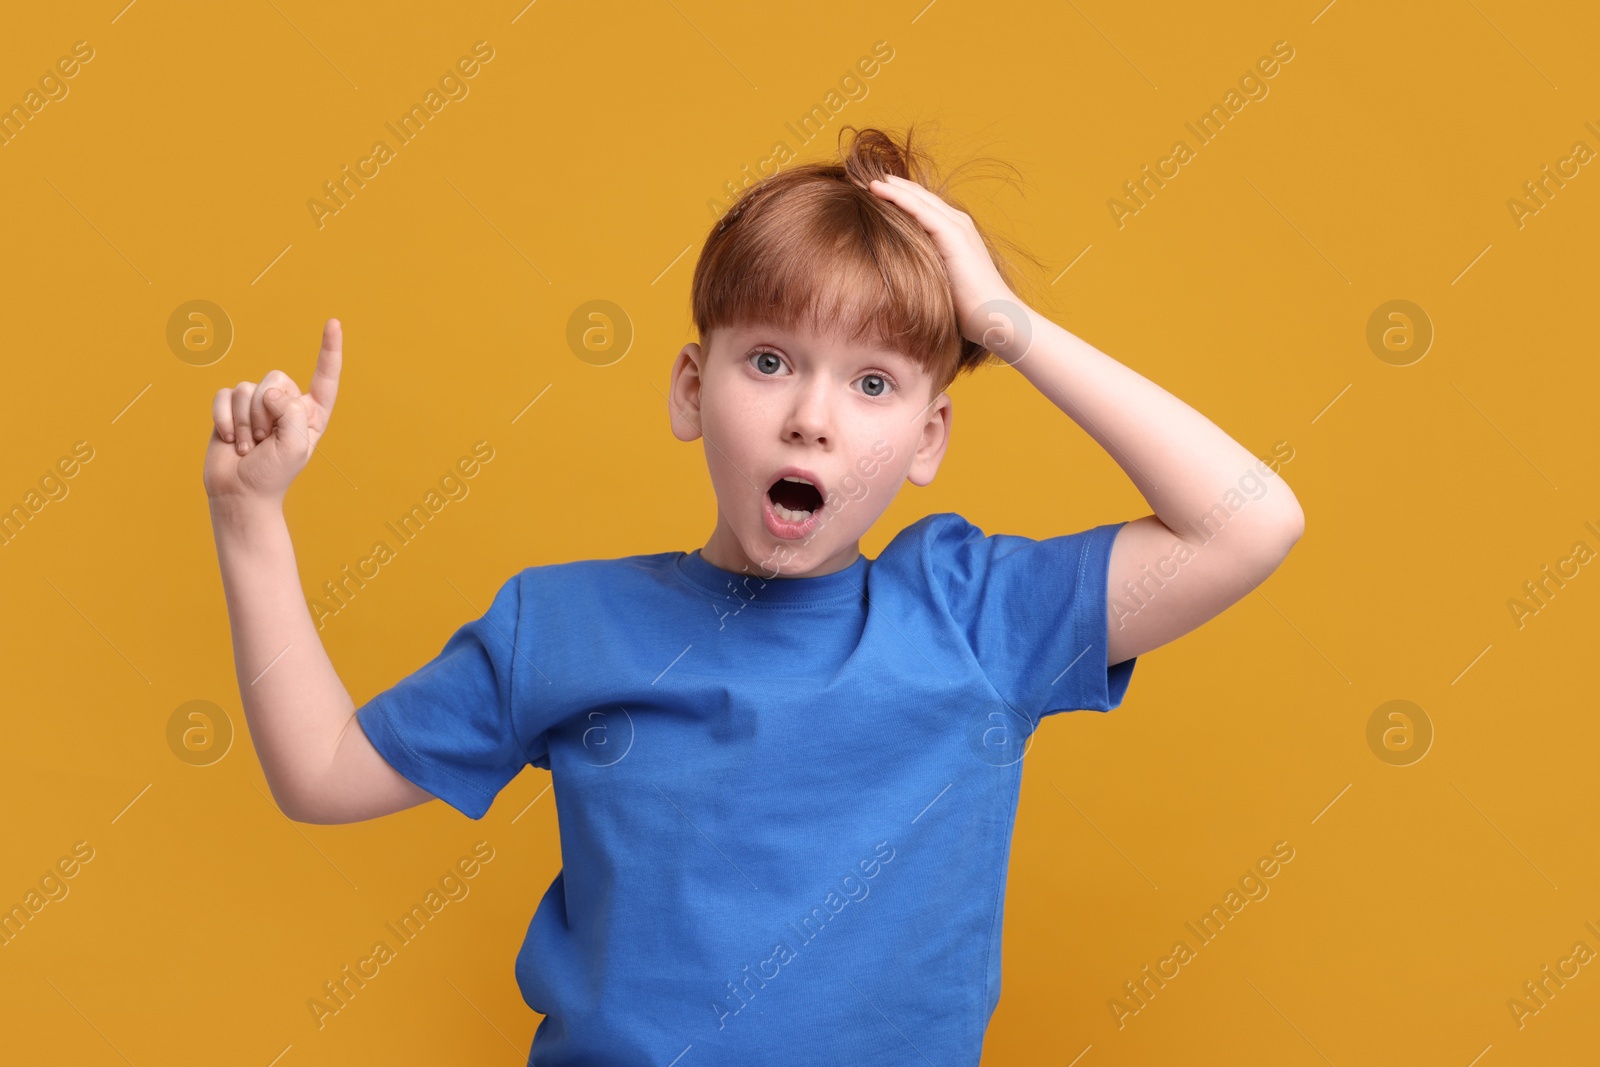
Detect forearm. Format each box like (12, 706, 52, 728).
(208, 494, 356, 819)
(1006, 309, 1305, 551)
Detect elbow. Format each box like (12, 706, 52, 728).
(1231, 504, 1305, 578)
(281, 790, 352, 825)
(276, 795, 318, 825)
(1259, 504, 1305, 573)
(1278, 500, 1306, 551)
(284, 804, 331, 826)
(270, 782, 330, 825)
(1259, 480, 1306, 557)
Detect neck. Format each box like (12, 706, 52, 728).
(700, 515, 860, 578)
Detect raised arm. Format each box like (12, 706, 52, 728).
(997, 320, 1304, 668)
(204, 320, 434, 824)
(866, 175, 1306, 668)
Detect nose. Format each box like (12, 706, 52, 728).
(782, 377, 831, 446)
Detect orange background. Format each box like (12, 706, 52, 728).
(2, 1, 1598, 1063)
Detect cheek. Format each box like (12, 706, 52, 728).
(697, 386, 745, 444)
(868, 435, 914, 482)
(698, 401, 765, 486)
(702, 426, 749, 487)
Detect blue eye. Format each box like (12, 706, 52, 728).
(746, 350, 894, 396)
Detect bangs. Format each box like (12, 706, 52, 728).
(689, 125, 1035, 396)
(692, 176, 965, 389)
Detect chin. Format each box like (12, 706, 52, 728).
(737, 527, 808, 575)
(751, 538, 808, 576)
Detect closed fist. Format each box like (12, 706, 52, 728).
(203, 318, 343, 503)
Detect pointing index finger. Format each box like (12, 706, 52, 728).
(308, 318, 342, 414)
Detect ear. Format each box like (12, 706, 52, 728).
(668, 342, 705, 442)
(905, 391, 952, 487)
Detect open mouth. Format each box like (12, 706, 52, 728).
(766, 474, 825, 523)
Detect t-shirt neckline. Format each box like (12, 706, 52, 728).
(674, 548, 870, 604)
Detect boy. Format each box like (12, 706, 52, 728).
(204, 125, 1304, 1064)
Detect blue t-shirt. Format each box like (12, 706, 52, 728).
(356, 511, 1136, 1065)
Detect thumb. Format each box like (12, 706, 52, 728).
(261, 386, 310, 458)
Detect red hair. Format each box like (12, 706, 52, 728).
(689, 124, 1037, 397)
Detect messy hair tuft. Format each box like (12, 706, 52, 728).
(690, 123, 1039, 397)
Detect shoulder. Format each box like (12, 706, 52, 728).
(497, 551, 691, 610)
(874, 511, 1127, 598)
(876, 511, 995, 570)
(879, 511, 979, 555)
(514, 551, 681, 582)
(506, 551, 682, 588)
(885, 511, 1127, 558)
(870, 512, 986, 598)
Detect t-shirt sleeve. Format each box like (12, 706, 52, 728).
(354, 571, 535, 820)
(922, 513, 1136, 724)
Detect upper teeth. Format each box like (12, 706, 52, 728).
(781, 475, 813, 486)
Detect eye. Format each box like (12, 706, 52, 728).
(858, 373, 895, 398)
(748, 350, 787, 376)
